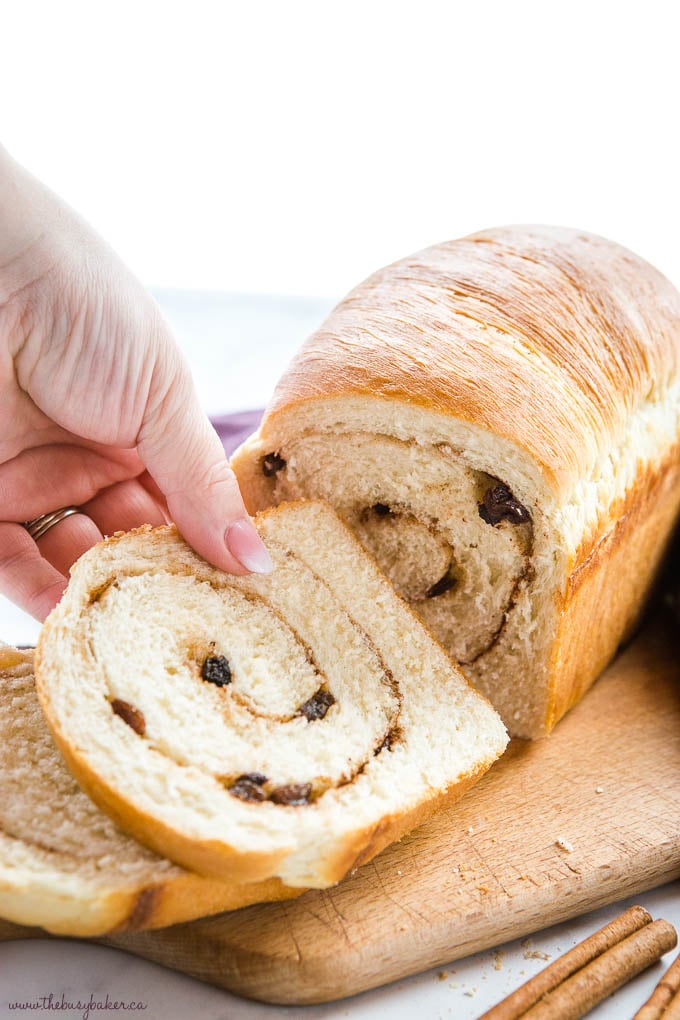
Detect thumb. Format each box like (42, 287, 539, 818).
(136, 349, 273, 576)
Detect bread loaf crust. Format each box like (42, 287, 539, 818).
(259, 226, 680, 496)
(547, 444, 680, 726)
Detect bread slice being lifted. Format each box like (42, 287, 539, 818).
(0, 645, 298, 936)
(35, 501, 508, 888)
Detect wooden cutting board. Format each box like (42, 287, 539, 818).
(2, 618, 680, 1005)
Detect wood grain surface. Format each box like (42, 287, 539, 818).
(2, 619, 680, 1005)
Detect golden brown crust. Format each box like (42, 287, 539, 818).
(0, 646, 33, 671)
(342, 759, 495, 875)
(261, 226, 680, 496)
(0, 866, 301, 937)
(108, 871, 299, 934)
(547, 442, 680, 728)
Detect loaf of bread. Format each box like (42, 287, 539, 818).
(0, 645, 297, 935)
(35, 502, 508, 887)
(231, 226, 680, 737)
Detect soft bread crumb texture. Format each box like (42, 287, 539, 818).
(35, 503, 508, 888)
(242, 423, 552, 735)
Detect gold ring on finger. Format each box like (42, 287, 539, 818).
(22, 507, 82, 542)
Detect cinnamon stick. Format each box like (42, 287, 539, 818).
(661, 987, 680, 1020)
(524, 919, 677, 1019)
(480, 905, 654, 1020)
(634, 952, 680, 1019)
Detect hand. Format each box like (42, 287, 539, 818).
(0, 147, 272, 621)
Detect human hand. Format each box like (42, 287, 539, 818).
(0, 147, 272, 621)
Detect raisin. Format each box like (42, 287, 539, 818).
(239, 772, 268, 785)
(478, 483, 531, 526)
(201, 655, 232, 687)
(111, 699, 146, 735)
(425, 573, 456, 598)
(298, 688, 335, 720)
(228, 773, 268, 802)
(262, 452, 286, 477)
(372, 503, 392, 516)
(270, 782, 312, 806)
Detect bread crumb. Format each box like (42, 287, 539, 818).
(595, 786, 604, 794)
(524, 949, 551, 961)
(556, 837, 575, 853)
(438, 970, 448, 980)
(493, 950, 504, 971)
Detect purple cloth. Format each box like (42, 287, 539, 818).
(210, 409, 264, 457)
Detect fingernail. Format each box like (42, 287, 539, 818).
(226, 519, 274, 574)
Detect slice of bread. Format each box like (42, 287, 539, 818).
(35, 501, 508, 888)
(0, 645, 297, 936)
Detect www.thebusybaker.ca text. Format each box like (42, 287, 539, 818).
(7, 991, 147, 1020)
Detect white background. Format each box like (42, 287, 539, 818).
(2, 0, 679, 300)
